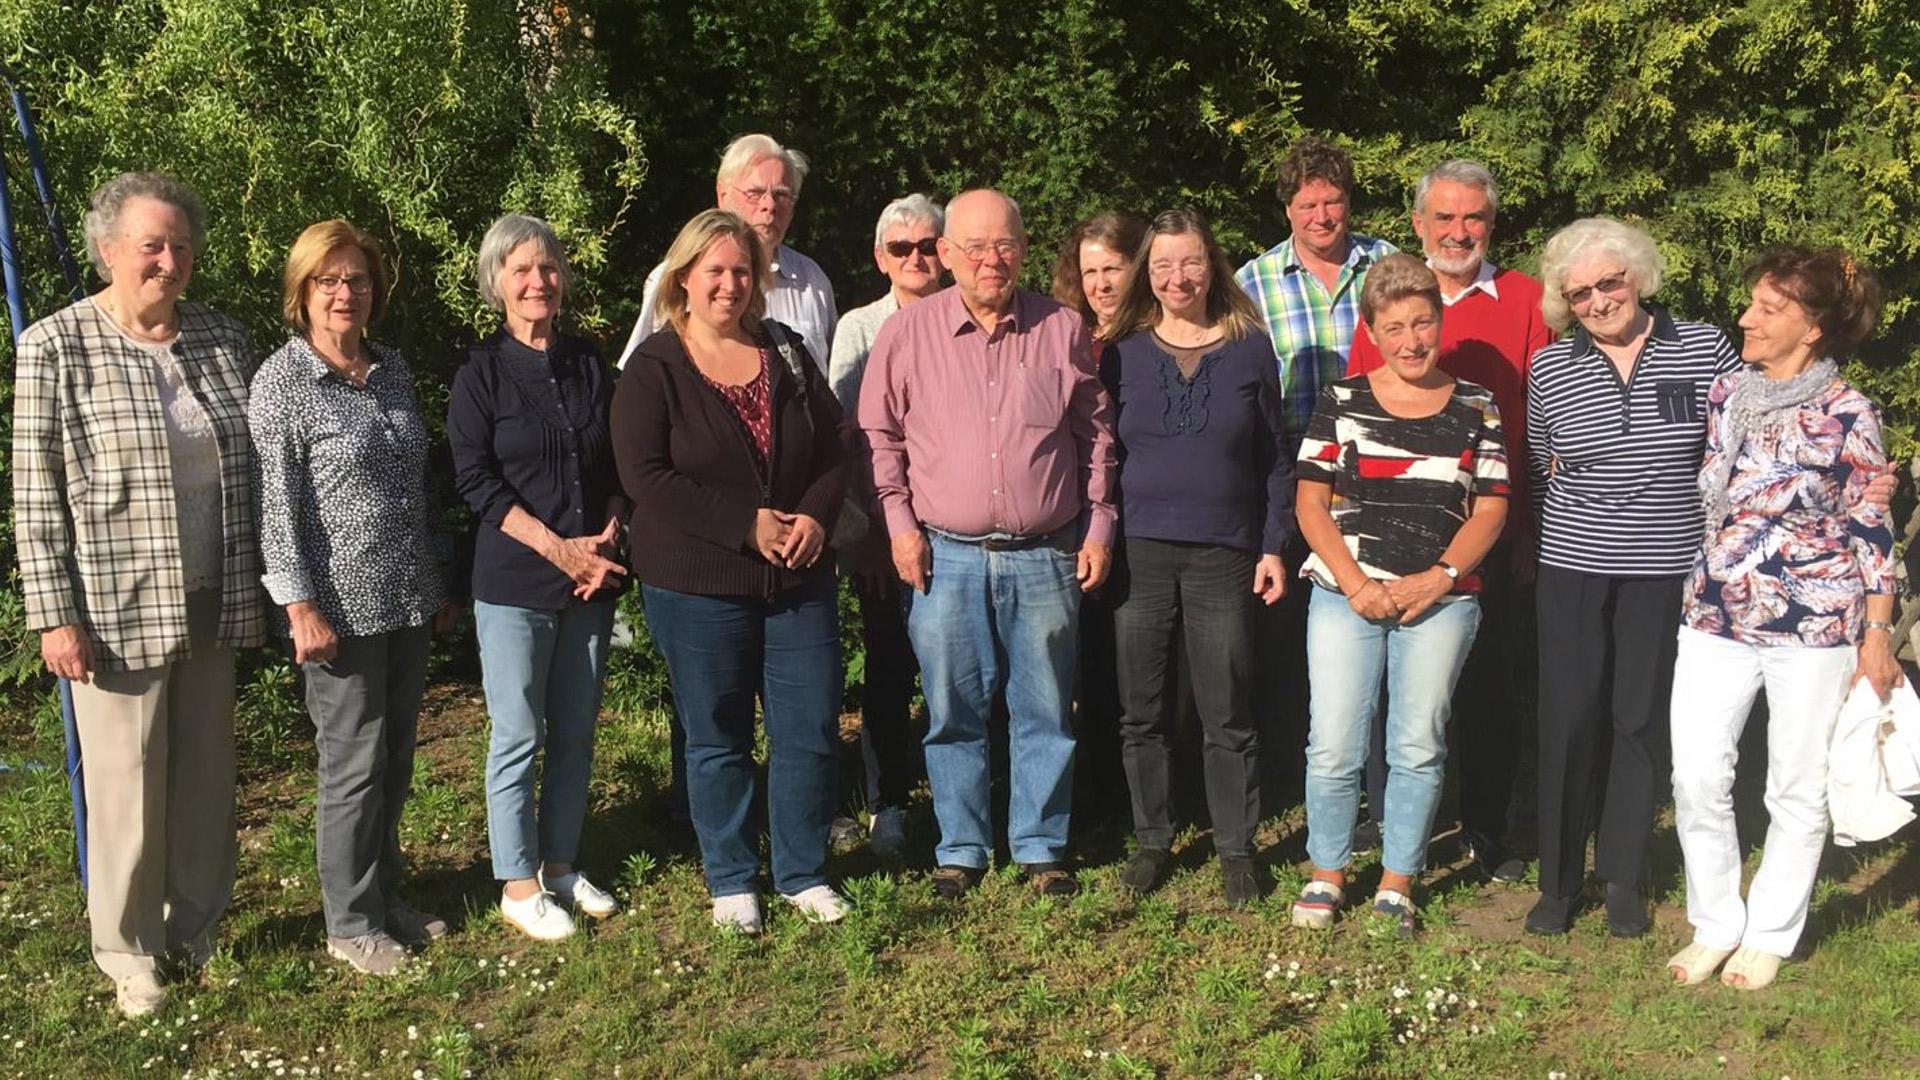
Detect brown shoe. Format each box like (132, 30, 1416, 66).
(1021, 863, 1079, 898)
(930, 864, 983, 901)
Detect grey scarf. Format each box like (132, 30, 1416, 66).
(1699, 358, 1838, 536)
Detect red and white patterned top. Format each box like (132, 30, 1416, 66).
(700, 348, 773, 476)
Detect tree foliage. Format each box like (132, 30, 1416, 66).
(1, 0, 1915, 686)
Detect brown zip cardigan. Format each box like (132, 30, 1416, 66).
(611, 322, 849, 598)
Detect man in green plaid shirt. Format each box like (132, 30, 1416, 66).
(1235, 136, 1397, 457)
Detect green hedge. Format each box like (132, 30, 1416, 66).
(1, 0, 1914, 697)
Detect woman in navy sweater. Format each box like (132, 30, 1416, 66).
(1102, 209, 1294, 907)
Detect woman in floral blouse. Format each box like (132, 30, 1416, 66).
(1665, 246, 1902, 992)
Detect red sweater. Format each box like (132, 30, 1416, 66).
(1347, 266, 1552, 537)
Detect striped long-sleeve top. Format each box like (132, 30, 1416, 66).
(1526, 307, 1740, 577)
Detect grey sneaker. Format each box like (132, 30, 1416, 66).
(326, 930, 408, 976)
(113, 971, 167, 1017)
(387, 900, 449, 947)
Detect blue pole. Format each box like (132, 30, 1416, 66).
(0, 73, 87, 891)
(9, 85, 83, 299)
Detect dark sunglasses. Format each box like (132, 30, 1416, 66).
(884, 238, 939, 259)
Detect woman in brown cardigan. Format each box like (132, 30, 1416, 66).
(612, 209, 849, 934)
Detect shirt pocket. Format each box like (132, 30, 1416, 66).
(1013, 361, 1065, 430)
(1653, 380, 1702, 425)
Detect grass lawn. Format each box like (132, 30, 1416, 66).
(3, 675, 1919, 1079)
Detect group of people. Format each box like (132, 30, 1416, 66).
(11, 129, 1904, 1018)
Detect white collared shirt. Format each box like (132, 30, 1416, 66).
(619, 243, 837, 371)
(1438, 259, 1500, 306)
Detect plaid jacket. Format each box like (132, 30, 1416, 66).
(1235, 233, 1397, 457)
(11, 298, 269, 671)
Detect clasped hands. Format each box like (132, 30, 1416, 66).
(753, 508, 826, 569)
(1347, 566, 1453, 624)
(550, 517, 627, 601)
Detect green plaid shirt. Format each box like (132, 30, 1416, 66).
(1234, 233, 1397, 455)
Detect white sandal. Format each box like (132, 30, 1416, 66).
(1665, 942, 1734, 986)
(1720, 945, 1783, 990)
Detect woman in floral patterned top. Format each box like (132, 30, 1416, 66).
(1666, 246, 1903, 993)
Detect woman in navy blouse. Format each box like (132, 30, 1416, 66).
(448, 215, 627, 942)
(1101, 208, 1293, 908)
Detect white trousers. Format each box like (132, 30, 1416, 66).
(1669, 627, 1856, 957)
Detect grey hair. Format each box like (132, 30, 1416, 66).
(82, 172, 207, 281)
(475, 213, 572, 311)
(871, 194, 945, 248)
(1538, 216, 1667, 332)
(716, 133, 810, 197)
(1413, 159, 1500, 215)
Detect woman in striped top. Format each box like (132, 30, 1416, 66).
(1290, 254, 1508, 935)
(1665, 248, 1901, 990)
(1522, 218, 1739, 938)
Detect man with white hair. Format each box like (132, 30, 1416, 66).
(859, 188, 1117, 899)
(620, 133, 836, 368)
(1347, 159, 1551, 884)
(827, 193, 948, 860)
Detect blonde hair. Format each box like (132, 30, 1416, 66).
(1538, 216, 1665, 332)
(281, 219, 389, 329)
(1358, 252, 1442, 325)
(650, 210, 769, 335)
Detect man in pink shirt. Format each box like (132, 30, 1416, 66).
(858, 188, 1118, 899)
(1347, 160, 1552, 885)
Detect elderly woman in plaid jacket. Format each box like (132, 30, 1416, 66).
(10, 172, 267, 1018)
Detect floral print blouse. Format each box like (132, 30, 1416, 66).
(1682, 374, 1895, 648)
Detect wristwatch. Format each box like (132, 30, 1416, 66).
(1435, 560, 1460, 581)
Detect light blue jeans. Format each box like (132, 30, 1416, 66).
(474, 598, 617, 881)
(1304, 586, 1479, 877)
(905, 532, 1081, 869)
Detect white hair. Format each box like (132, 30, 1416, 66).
(1414, 159, 1499, 215)
(475, 213, 571, 311)
(716, 133, 810, 196)
(871, 194, 945, 248)
(1538, 216, 1667, 332)
(82, 172, 207, 281)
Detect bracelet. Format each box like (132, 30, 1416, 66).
(1865, 619, 1896, 635)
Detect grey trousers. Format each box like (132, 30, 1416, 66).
(303, 626, 431, 939)
(69, 589, 235, 979)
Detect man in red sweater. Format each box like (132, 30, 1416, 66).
(1348, 160, 1551, 884)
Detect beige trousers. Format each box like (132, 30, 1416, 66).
(67, 590, 237, 979)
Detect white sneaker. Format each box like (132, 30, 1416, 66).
(114, 971, 167, 1017)
(711, 892, 763, 935)
(781, 885, 850, 924)
(541, 870, 619, 920)
(501, 889, 575, 941)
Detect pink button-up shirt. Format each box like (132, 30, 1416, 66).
(858, 286, 1118, 545)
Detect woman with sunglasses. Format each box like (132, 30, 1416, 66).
(825, 194, 947, 860)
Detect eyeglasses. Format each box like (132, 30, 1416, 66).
(1562, 273, 1629, 310)
(730, 184, 797, 209)
(955, 239, 1022, 264)
(884, 238, 939, 259)
(312, 274, 374, 295)
(1148, 257, 1208, 280)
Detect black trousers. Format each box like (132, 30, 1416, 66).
(1533, 565, 1683, 898)
(856, 576, 922, 810)
(1112, 539, 1262, 858)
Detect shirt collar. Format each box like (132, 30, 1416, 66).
(296, 334, 383, 383)
(943, 286, 1024, 337)
(1436, 260, 1500, 305)
(769, 244, 800, 284)
(1280, 235, 1370, 275)
(1569, 303, 1681, 359)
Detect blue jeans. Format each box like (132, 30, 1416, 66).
(643, 576, 841, 897)
(905, 533, 1081, 868)
(1304, 587, 1480, 877)
(474, 598, 616, 881)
